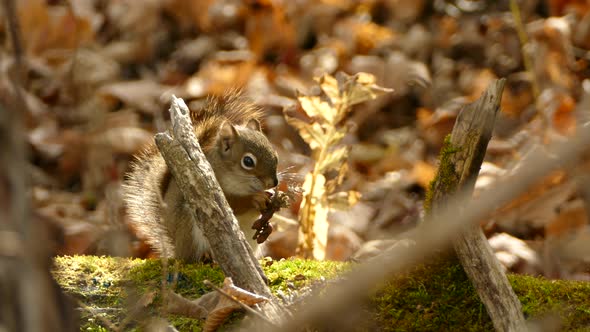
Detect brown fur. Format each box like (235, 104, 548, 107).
(191, 89, 264, 153)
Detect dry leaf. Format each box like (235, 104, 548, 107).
(92, 127, 153, 155)
(297, 94, 335, 123)
(284, 117, 325, 150)
(545, 200, 588, 238)
(203, 278, 268, 332)
(411, 161, 436, 189)
(317, 146, 348, 173)
(18, 0, 95, 55)
(99, 80, 168, 115)
(551, 93, 576, 136)
(319, 72, 392, 109)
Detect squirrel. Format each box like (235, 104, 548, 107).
(123, 91, 279, 262)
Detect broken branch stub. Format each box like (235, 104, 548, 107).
(154, 96, 282, 324)
(429, 79, 527, 332)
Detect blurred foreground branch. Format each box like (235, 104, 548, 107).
(0, 1, 77, 331)
(271, 109, 590, 331)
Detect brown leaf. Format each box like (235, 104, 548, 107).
(99, 80, 167, 115)
(297, 94, 335, 123)
(17, 0, 95, 55)
(411, 161, 436, 189)
(552, 93, 576, 136)
(336, 72, 393, 108)
(203, 278, 268, 332)
(545, 200, 588, 238)
(185, 61, 257, 97)
(92, 127, 153, 155)
(317, 146, 348, 173)
(204, 303, 240, 332)
(284, 116, 326, 150)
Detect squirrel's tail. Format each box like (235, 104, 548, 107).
(123, 146, 175, 257)
(191, 89, 264, 151)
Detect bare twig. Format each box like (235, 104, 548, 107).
(2, 0, 25, 84)
(203, 280, 276, 326)
(63, 1, 80, 104)
(1, 0, 29, 235)
(509, 0, 540, 99)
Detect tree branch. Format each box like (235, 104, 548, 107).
(429, 79, 526, 331)
(154, 96, 283, 324)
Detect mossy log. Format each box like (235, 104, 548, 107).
(53, 256, 590, 331)
(427, 79, 526, 331)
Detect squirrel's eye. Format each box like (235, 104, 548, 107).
(241, 153, 256, 170)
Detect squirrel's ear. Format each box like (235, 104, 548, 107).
(219, 121, 237, 153)
(246, 119, 262, 132)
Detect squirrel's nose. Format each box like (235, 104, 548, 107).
(265, 176, 279, 189)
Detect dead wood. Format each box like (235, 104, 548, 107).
(154, 96, 283, 326)
(428, 78, 526, 331)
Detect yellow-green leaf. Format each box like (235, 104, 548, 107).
(317, 74, 340, 104)
(317, 146, 348, 173)
(297, 94, 336, 124)
(340, 72, 393, 107)
(327, 127, 346, 146)
(284, 115, 326, 150)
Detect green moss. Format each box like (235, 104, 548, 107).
(54, 256, 347, 331)
(53, 256, 144, 330)
(510, 274, 590, 329)
(127, 259, 225, 298)
(372, 256, 590, 331)
(424, 135, 460, 213)
(54, 256, 222, 331)
(264, 258, 350, 293)
(54, 256, 590, 331)
(373, 257, 489, 331)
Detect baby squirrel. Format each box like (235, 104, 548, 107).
(124, 91, 279, 262)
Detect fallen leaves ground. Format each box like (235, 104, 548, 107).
(2, 0, 589, 280)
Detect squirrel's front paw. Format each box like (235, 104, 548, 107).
(252, 191, 272, 212)
(251, 190, 291, 244)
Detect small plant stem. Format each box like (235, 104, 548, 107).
(510, 0, 540, 99)
(299, 147, 324, 258)
(299, 101, 344, 258)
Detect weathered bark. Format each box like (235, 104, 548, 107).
(429, 79, 526, 331)
(154, 96, 282, 324)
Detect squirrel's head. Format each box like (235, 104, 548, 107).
(210, 119, 279, 197)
